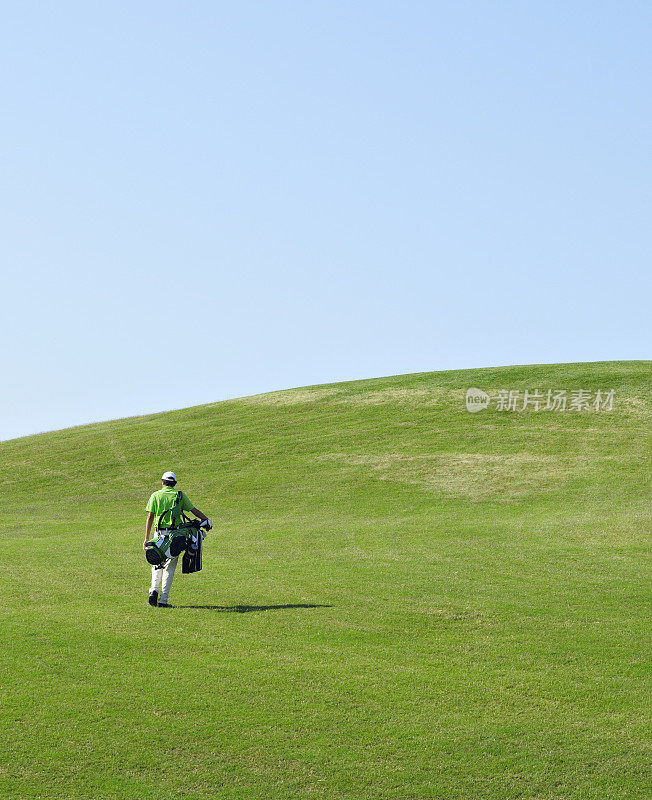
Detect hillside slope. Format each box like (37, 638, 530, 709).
(0, 361, 649, 800)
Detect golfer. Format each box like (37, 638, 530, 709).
(143, 471, 211, 607)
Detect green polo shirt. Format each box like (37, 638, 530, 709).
(146, 486, 194, 530)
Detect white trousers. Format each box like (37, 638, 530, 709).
(150, 556, 179, 603)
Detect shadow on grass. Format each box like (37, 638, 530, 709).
(173, 603, 334, 612)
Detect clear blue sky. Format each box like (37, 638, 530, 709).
(1, 1, 649, 441)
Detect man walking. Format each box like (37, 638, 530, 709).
(143, 471, 212, 607)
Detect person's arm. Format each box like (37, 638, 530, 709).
(143, 512, 155, 550)
(190, 506, 208, 522)
(190, 506, 213, 531)
(180, 493, 212, 529)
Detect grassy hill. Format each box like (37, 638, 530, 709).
(0, 360, 649, 799)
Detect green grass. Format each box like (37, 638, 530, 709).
(0, 360, 649, 799)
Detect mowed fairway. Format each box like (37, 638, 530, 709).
(0, 361, 649, 799)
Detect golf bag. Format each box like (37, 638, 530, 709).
(144, 529, 188, 566)
(182, 526, 203, 574)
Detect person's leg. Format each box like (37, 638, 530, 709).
(150, 565, 163, 594)
(159, 556, 179, 604)
(148, 564, 164, 605)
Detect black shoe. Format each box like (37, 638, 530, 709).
(157, 601, 172, 608)
(148, 590, 158, 607)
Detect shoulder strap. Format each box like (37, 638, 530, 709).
(157, 490, 184, 531)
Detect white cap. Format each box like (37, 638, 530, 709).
(161, 471, 177, 482)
